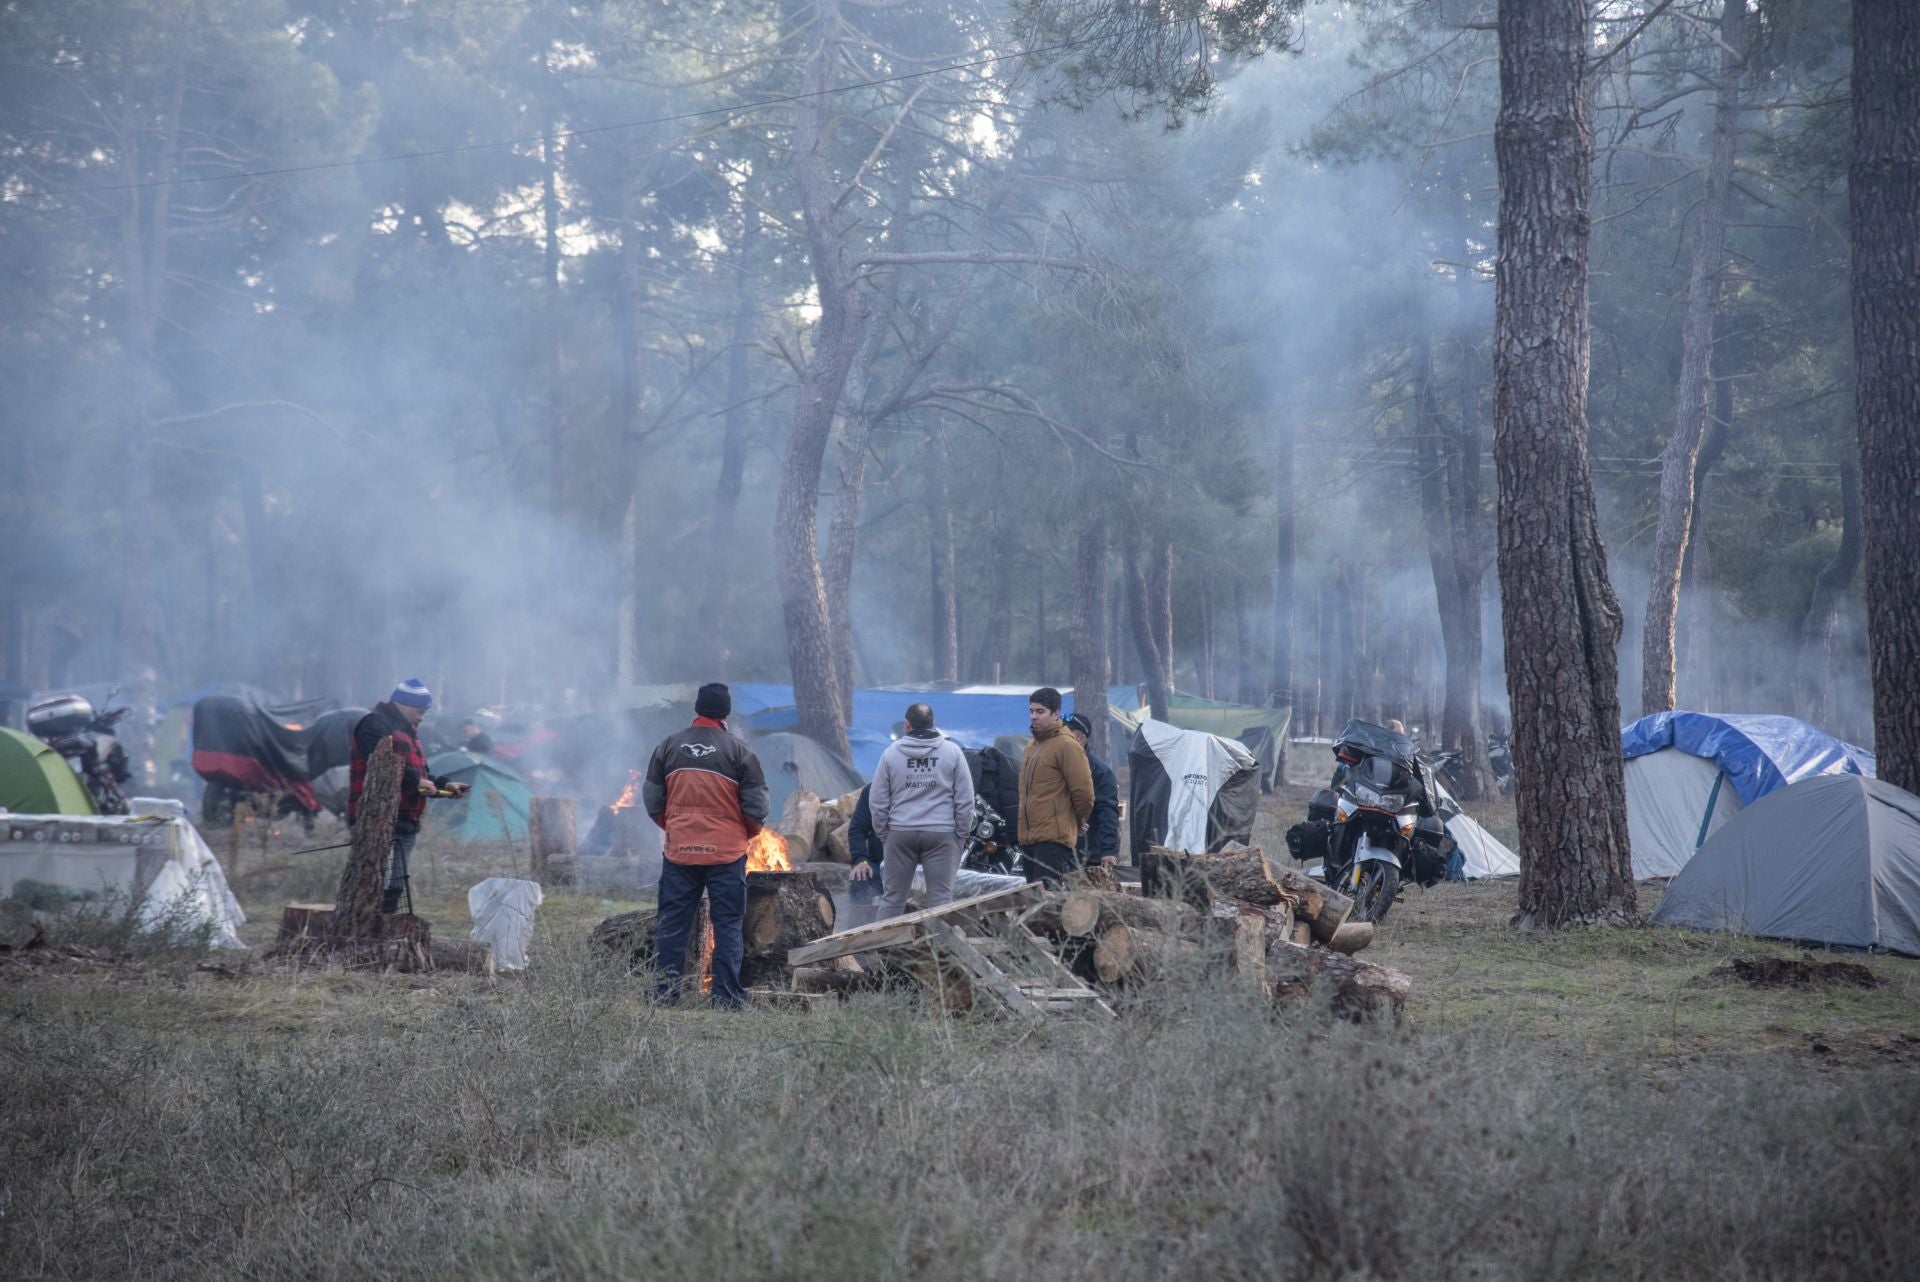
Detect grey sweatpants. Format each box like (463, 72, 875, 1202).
(878, 829, 962, 920)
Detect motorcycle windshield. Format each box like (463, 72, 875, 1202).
(1334, 719, 1416, 766)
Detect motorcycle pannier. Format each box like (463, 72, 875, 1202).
(1286, 819, 1333, 866)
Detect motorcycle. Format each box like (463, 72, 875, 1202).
(1285, 718, 1453, 923)
(960, 796, 1022, 877)
(26, 690, 134, 815)
(1430, 732, 1516, 798)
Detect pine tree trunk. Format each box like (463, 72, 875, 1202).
(1641, 0, 1745, 717)
(929, 433, 959, 683)
(776, 0, 861, 759)
(1851, 0, 1920, 795)
(1272, 424, 1296, 776)
(1125, 528, 1171, 720)
(1793, 462, 1862, 723)
(698, 206, 760, 652)
(1494, 0, 1636, 927)
(1071, 511, 1112, 759)
(1680, 382, 1731, 709)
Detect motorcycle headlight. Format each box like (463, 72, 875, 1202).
(974, 819, 994, 839)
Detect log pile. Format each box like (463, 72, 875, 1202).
(590, 864, 842, 990)
(1022, 846, 1407, 1023)
(774, 788, 865, 866)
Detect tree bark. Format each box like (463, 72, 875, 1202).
(928, 431, 959, 683)
(775, 0, 864, 758)
(1124, 527, 1172, 721)
(1679, 380, 1731, 710)
(332, 739, 401, 944)
(1070, 510, 1112, 759)
(1272, 423, 1297, 776)
(1416, 334, 1490, 798)
(1494, 0, 1636, 927)
(1851, 0, 1920, 795)
(1793, 462, 1862, 724)
(1640, 0, 1746, 717)
(698, 205, 760, 652)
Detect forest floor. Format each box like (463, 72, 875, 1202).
(4, 781, 1917, 1280)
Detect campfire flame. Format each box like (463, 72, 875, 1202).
(747, 826, 790, 873)
(609, 769, 642, 813)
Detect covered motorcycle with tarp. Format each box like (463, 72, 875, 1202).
(190, 693, 340, 827)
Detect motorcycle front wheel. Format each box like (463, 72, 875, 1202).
(1347, 861, 1400, 923)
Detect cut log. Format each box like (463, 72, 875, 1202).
(810, 807, 840, 859)
(1327, 920, 1375, 956)
(743, 870, 837, 959)
(1066, 865, 1121, 892)
(1266, 939, 1409, 1023)
(791, 964, 879, 995)
(1102, 925, 1202, 982)
(1274, 868, 1355, 944)
(591, 908, 659, 965)
(1291, 920, 1313, 947)
(779, 788, 821, 840)
(430, 938, 496, 976)
(798, 860, 852, 894)
(1207, 901, 1278, 985)
(529, 796, 577, 880)
(1140, 847, 1212, 909)
(1059, 891, 1103, 938)
(1091, 922, 1134, 983)
(823, 821, 853, 864)
(1187, 847, 1289, 907)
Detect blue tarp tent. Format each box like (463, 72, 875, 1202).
(1620, 712, 1876, 879)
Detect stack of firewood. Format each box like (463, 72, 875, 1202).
(1023, 846, 1408, 1022)
(775, 787, 864, 865)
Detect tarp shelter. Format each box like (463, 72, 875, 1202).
(1426, 775, 1522, 878)
(1622, 712, 1876, 879)
(1, 808, 246, 948)
(1128, 719, 1260, 855)
(1110, 690, 1293, 791)
(426, 751, 532, 842)
(190, 693, 341, 813)
(748, 730, 864, 820)
(0, 727, 97, 816)
(1650, 775, 1920, 956)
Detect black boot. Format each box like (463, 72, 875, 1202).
(379, 886, 402, 914)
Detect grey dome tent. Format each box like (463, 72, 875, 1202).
(1649, 775, 1920, 956)
(1128, 718, 1259, 855)
(748, 730, 864, 821)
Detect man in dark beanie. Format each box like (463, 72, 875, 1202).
(1067, 712, 1120, 870)
(641, 681, 768, 1009)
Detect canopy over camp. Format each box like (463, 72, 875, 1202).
(747, 730, 864, 820)
(1128, 719, 1259, 855)
(427, 751, 532, 842)
(0, 727, 97, 816)
(1650, 775, 1920, 956)
(1110, 691, 1293, 791)
(1, 806, 245, 948)
(1621, 712, 1876, 879)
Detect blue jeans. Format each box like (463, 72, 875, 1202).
(653, 856, 748, 1009)
(386, 830, 419, 891)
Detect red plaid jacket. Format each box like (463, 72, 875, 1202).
(348, 702, 436, 833)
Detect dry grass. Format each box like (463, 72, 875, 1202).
(3, 807, 1918, 1281)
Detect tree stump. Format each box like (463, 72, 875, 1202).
(276, 902, 335, 945)
(1265, 939, 1409, 1023)
(332, 739, 401, 945)
(591, 908, 659, 968)
(529, 796, 577, 882)
(743, 871, 837, 959)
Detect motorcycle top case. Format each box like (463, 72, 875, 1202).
(27, 694, 94, 740)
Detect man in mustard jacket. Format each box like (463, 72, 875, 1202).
(1017, 687, 1094, 886)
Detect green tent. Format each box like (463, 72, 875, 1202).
(0, 727, 97, 816)
(1110, 691, 1293, 791)
(425, 751, 531, 842)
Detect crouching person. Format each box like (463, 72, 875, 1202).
(844, 783, 883, 929)
(871, 702, 974, 919)
(643, 683, 768, 1010)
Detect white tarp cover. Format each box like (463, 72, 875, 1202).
(1625, 750, 1746, 879)
(1137, 718, 1258, 854)
(0, 810, 247, 948)
(1446, 813, 1521, 879)
(468, 876, 543, 970)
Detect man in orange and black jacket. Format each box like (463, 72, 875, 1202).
(641, 682, 769, 1009)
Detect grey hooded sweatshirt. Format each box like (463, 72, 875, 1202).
(870, 729, 975, 838)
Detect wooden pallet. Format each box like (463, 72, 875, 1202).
(785, 883, 1115, 1021)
